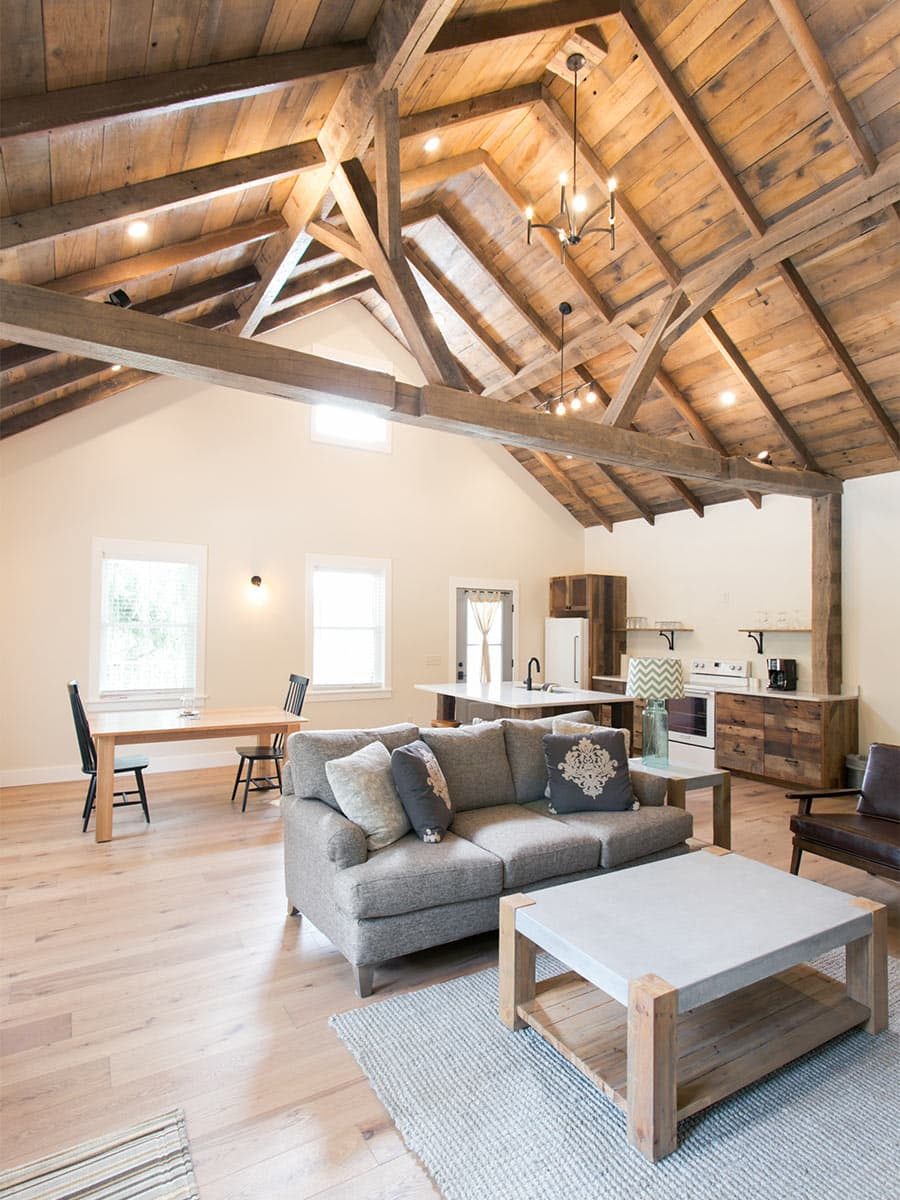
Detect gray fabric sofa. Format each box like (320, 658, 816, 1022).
(281, 715, 693, 996)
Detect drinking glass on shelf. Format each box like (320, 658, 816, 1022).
(179, 693, 197, 717)
(776, 611, 789, 629)
(756, 610, 769, 628)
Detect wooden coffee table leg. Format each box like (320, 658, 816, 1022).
(499, 894, 536, 1031)
(846, 898, 888, 1034)
(713, 774, 732, 850)
(627, 974, 678, 1162)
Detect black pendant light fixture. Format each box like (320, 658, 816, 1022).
(525, 53, 617, 262)
(535, 302, 599, 416)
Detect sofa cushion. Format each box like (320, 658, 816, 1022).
(501, 711, 596, 803)
(451, 805, 598, 887)
(525, 800, 693, 868)
(552, 716, 631, 756)
(333, 831, 503, 919)
(420, 723, 516, 811)
(325, 740, 410, 851)
(791, 812, 900, 871)
(391, 740, 454, 842)
(287, 724, 419, 810)
(544, 730, 635, 814)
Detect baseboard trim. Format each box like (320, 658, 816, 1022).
(0, 751, 237, 789)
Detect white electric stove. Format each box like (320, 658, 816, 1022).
(668, 659, 752, 768)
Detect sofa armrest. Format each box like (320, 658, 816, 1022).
(280, 760, 295, 799)
(630, 768, 668, 807)
(786, 787, 861, 816)
(282, 795, 367, 870)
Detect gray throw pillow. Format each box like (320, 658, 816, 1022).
(325, 741, 411, 851)
(287, 723, 418, 809)
(391, 740, 453, 842)
(543, 730, 636, 814)
(420, 723, 516, 810)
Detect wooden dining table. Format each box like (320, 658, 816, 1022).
(89, 707, 307, 842)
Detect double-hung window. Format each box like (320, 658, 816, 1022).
(307, 555, 390, 698)
(89, 538, 207, 704)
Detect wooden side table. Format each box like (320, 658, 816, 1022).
(628, 758, 732, 849)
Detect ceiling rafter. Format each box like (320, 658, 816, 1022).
(530, 450, 614, 530)
(619, 0, 900, 461)
(426, 1, 622, 54)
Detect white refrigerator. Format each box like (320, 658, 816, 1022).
(544, 618, 590, 689)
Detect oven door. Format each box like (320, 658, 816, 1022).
(667, 687, 715, 749)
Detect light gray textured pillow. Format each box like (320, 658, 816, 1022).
(420, 722, 516, 810)
(553, 716, 631, 756)
(325, 741, 411, 851)
(287, 723, 418, 810)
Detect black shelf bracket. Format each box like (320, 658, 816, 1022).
(746, 630, 765, 654)
(658, 629, 676, 651)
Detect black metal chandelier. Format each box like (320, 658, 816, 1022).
(535, 302, 600, 416)
(525, 52, 616, 262)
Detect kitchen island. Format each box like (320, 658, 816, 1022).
(416, 681, 634, 727)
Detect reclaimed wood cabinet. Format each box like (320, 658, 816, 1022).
(549, 574, 626, 678)
(715, 694, 858, 788)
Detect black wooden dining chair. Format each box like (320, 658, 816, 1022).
(231, 674, 309, 812)
(68, 681, 150, 833)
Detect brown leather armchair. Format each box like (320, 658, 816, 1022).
(788, 742, 900, 882)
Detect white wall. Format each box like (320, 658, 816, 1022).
(0, 300, 584, 784)
(843, 472, 900, 748)
(585, 474, 900, 749)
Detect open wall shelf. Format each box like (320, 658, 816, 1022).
(739, 628, 811, 654)
(615, 627, 694, 651)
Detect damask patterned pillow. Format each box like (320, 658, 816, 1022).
(390, 740, 454, 842)
(542, 730, 636, 814)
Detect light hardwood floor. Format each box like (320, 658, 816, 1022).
(1, 769, 896, 1197)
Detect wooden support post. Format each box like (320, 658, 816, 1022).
(846, 899, 888, 1034)
(499, 894, 537, 1030)
(811, 494, 842, 695)
(627, 974, 678, 1161)
(374, 89, 403, 261)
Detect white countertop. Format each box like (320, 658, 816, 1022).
(415, 681, 634, 708)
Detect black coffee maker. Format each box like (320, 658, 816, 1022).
(768, 658, 798, 691)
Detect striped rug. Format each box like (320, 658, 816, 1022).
(0, 1110, 199, 1200)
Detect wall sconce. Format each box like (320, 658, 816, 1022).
(250, 575, 262, 588)
(247, 574, 267, 604)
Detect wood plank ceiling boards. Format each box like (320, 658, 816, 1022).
(0, 0, 897, 527)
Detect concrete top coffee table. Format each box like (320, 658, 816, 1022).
(499, 848, 888, 1162)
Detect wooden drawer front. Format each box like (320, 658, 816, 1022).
(764, 698, 822, 733)
(716, 693, 764, 729)
(716, 728, 764, 774)
(763, 754, 822, 787)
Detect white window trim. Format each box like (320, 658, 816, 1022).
(307, 342, 393, 454)
(306, 553, 392, 701)
(449, 576, 519, 682)
(88, 537, 208, 710)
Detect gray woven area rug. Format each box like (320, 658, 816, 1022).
(0, 1110, 199, 1200)
(330, 951, 900, 1200)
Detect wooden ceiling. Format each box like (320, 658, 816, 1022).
(1, 0, 898, 526)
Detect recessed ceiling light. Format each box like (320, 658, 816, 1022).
(127, 220, 149, 239)
(424, 135, 440, 153)
(566, 455, 574, 460)
(111, 364, 122, 372)
(720, 390, 736, 406)
(756, 449, 773, 465)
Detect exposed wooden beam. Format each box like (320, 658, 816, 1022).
(0, 306, 238, 438)
(0, 43, 373, 141)
(0, 278, 842, 498)
(775, 261, 900, 459)
(811, 494, 843, 694)
(767, 0, 877, 176)
(41, 216, 285, 299)
(532, 451, 614, 530)
(1, 268, 259, 413)
(236, 0, 457, 335)
(375, 90, 403, 261)
(428, 1, 621, 54)
(593, 463, 656, 523)
(399, 83, 541, 141)
(330, 159, 467, 388)
(256, 280, 377, 336)
(658, 260, 754, 352)
(0, 143, 323, 258)
(619, 0, 765, 238)
(269, 261, 371, 314)
(538, 88, 680, 285)
(306, 219, 368, 269)
(664, 476, 705, 518)
(602, 290, 690, 428)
